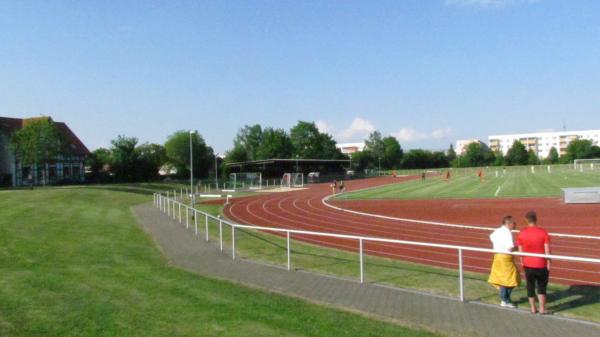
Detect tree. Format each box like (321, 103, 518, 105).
(256, 127, 293, 159)
(351, 150, 376, 172)
(565, 139, 599, 162)
(463, 142, 491, 167)
(401, 149, 433, 169)
(233, 125, 263, 161)
(165, 131, 214, 179)
(446, 144, 457, 163)
(86, 148, 112, 182)
(110, 135, 139, 182)
(546, 147, 559, 164)
(9, 117, 63, 185)
(381, 136, 403, 169)
(493, 151, 505, 166)
(364, 131, 385, 159)
(136, 143, 167, 181)
(505, 141, 528, 166)
(527, 149, 539, 165)
(290, 121, 343, 159)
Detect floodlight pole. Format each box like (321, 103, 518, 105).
(190, 130, 196, 210)
(378, 157, 381, 175)
(215, 153, 219, 190)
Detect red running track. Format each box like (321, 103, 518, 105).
(223, 176, 600, 285)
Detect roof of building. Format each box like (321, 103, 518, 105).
(226, 158, 350, 168)
(0, 116, 90, 156)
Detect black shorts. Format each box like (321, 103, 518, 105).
(524, 267, 549, 297)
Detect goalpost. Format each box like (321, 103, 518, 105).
(574, 159, 600, 172)
(280, 173, 304, 188)
(230, 172, 262, 190)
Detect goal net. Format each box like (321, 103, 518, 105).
(574, 159, 600, 172)
(230, 172, 262, 190)
(280, 173, 304, 188)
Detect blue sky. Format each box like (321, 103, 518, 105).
(1, 0, 600, 153)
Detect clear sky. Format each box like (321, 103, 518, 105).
(1, 0, 600, 153)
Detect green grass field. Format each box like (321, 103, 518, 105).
(338, 166, 600, 200)
(0, 188, 440, 337)
(193, 203, 599, 323)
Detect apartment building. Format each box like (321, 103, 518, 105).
(488, 130, 600, 158)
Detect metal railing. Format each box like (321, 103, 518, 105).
(153, 192, 600, 302)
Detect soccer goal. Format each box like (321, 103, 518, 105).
(230, 172, 262, 190)
(280, 173, 304, 188)
(574, 159, 600, 172)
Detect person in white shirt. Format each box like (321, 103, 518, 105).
(487, 216, 520, 308)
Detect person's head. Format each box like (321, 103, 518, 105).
(525, 211, 537, 226)
(502, 215, 516, 230)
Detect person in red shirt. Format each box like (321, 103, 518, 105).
(517, 211, 551, 314)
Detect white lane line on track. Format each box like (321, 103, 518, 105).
(303, 195, 600, 255)
(225, 192, 600, 278)
(321, 194, 600, 241)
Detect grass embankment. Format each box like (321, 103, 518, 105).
(0, 188, 440, 337)
(338, 168, 600, 200)
(192, 203, 599, 322)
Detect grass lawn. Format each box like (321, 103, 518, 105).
(338, 167, 600, 200)
(0, 188, 440, 337)
(191, 203, 600, 323)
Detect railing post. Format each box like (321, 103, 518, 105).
(287, 231, 291, 271)
(458, 248, 464, 302)
(232, 225, 236, 260)
(186, 206, 189, 229)
(194, 210, 198, 237)
(205, 214, 209, 242)
(178, 203, 182, 223)
(359, 238, 364, 284)
(219, 216, 223, 251)
(167, 197, 170, 216)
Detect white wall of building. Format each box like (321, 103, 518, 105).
(489, 130, 600, 158)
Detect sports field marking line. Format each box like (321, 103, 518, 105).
(322, 195, 600, 241)
(228, 195, 600, 275)
(494, 186, 502, 197)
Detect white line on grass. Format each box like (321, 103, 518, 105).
(494, 186, 502, 197)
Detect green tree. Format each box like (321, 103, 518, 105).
(110, 136, 139, 182)
(9, 117, 63, 185)
(463, 142, 491, 167)
(256, 128, 293, 159)
(381, 136, 403, 169)
(86, 148, 112, 182)
(401, 149, 432, 169)
(546, 147, 559, 164)
(527, 149, 539, 165)
(364, 131, 385, 159)
(351, 150, 376, 172)
(164, 131, 214, 179)
(505, 141, 528, 166)
(290, 121, 343, 159)
(565, 139, 599, 161)
(234, 125, 263, 161)
(136, 143, 167, 181)
(493, 151, 505, 166)
(446, 144, 457, 163)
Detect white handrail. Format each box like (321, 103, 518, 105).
(154, 193, 600, 302)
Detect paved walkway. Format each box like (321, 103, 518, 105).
(132, 202, 600, 337)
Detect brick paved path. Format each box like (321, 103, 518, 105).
(133, 202, 600, 337)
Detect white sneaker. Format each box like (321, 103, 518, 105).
(500, 301, 508, 307)
(501, 301, 516, 308)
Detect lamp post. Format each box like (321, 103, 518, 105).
(378, 157, 381, 176)
(189, 130, 196, 208)
(215, 153, 219, 190)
